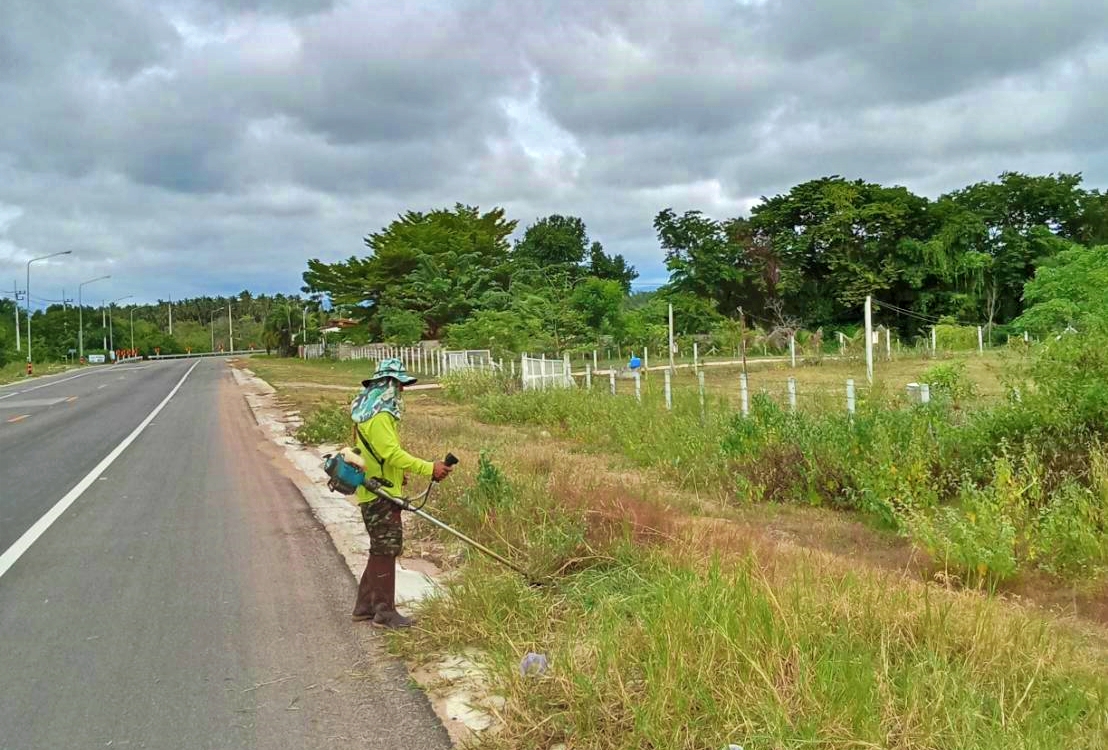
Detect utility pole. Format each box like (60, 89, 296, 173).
(102, 301, 107, 351)
(168, 295, 173, 336)
(78, 275, 109, 360)
(210, 310, 216, 352)
(228, 303, 234, 352)
(27, 250, 73, 365)
(5, 284, 23, 351)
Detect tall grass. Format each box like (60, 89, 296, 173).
(400, 543, 1108, 749)
(451, 361, 1108, 583)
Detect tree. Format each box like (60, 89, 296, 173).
(571, 277, 625, 344)
(586, 241, 638, 292)
(379, 307, 425, 345)
(655, 208, 752, 317)
(512, 214, 590, 273)
(1014, 244, 1108, 334)
(303, 204, 516, 339)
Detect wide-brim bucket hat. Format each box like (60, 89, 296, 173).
(362, 356, 418, 388)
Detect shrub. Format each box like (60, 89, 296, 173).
(295, 404, 350, 444)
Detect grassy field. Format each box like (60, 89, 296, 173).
(251, 353, 1108, 749)
(0, 360, 75, 385)
(612, 350, 1013, 409)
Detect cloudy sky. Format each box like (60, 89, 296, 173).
(2, 0, 1107, 307)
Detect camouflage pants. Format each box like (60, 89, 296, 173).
(361, 498, 403, 556)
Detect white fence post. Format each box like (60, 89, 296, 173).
(563, 351, 572, 387)
(593, 350, 598, 371)
(609, 370, 616, 395)
(864, 295, 873, 385)
(931, 326, 937, 357)
(787, 377, 797, 412)
(693, 342, 699, 371)
(978, 325, 984, 355)
(921, 383, 931, 404)
(644, 346, 649, 374)
(846, 379, 856, 414)
(885, 328, 892, 361)
(740, 373, 749, 417)
(789, 335, 796, 368)
(698, 371, 706, 418)
(586, 364, 592, 390)
(634, 371, 641, 402)
(664, 369, 672, 411)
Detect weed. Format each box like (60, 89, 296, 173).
(295, 403, 350, 444)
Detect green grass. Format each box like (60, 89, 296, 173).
(0, 360, 76, 385)
(397, 503, 1108, 749)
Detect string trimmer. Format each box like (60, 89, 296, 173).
(322, 451, 542, 585)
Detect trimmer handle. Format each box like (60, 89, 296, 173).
(444, 453, 459, 467)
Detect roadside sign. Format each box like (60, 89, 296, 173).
(88, 354, 105, 364)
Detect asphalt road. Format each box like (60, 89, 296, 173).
(0, 359, 451, 749)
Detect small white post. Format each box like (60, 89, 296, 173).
(540, 353, 548, 391)
(634, 371, 642, 402)
(519, 354, 525, 388)
(510, 359, 516, 378)
(885, 327, 892, 361)
(787, 377, 797, 412)
(864, 295, 874, 385)
(789, 334, 796, 368)
(668, 302, 675, 374)
(920, 383, 931, 404)
(586, 364, 592, 390)
(664, 369, 672, 410)
(931, 326, 937, 357)
(644, 346, 649, 373)
(846, 379, 856, 414)
(1023, 330, 1029, 343)
(693, 342, 699, 371)
(740, 373, 749, 417)
(978, 325, 984, 355)
(593, 350, 598, 371)
(698, 370, 706, 418)
(609, 370, 616, 395)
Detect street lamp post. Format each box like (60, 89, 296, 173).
(109, 295, 133, 358)
(78, 275, 110, 360)
(129, 306, 136, 353)
(210, 310, 217, 352)
(26, 250, 73, 364)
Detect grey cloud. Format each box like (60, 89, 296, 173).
(1, 0, 1107, 305)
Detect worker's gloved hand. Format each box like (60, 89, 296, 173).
(432, 460, 453, 482)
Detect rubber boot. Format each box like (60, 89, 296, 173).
(371, 557, 415, 629)
(352, 554, 393, 621)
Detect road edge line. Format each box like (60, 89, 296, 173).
(0, 360, 200, 580)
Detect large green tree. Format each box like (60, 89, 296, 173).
(303, 204, 516, 339)
(1014, 244, 1108, 334)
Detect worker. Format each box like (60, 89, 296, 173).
(349, 357, 452, 628)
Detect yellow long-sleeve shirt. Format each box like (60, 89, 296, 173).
(353, 412, 433, 504)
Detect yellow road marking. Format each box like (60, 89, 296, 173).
(6, 414, 30, 423)
(66, 396, 78, 403)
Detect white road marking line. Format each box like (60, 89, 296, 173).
(0, 369, 103, 401)
(6, 414, 30, 423)
(0, 360, 200, 580)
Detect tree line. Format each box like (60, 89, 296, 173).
(0, 292, 323, 367)
(301, 171, 1108, 355)
(6, 170, 1104, 365)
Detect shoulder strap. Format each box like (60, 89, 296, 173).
(356, 425, 386, 471)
